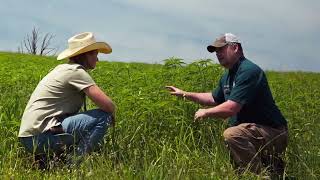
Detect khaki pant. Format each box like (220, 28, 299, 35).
(223, 123, 288, 174)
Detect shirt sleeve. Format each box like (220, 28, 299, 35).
(68, 68, 96, 91)
(228, 67, 263, 105)
(212, 77, 225, 104)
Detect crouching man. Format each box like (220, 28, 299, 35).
(166, 33, 288, 176)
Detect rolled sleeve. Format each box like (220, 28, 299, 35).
(228, 68, 262, 105)
(68, 69, 96, 91)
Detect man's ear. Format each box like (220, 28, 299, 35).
(233, 44, 239, 53)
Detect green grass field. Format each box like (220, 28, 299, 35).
(0, 52, 319, 179)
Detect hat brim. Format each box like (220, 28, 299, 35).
(207, 41, 228, 53)
(207, 45, 216, 53)
(57, 42, 112, 60)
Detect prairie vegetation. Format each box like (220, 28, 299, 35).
(0, 52, 319, 179)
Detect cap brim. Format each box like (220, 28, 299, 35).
(207, 41, 228, 53)
(57, 42, 112, 60)
(207, 45, 216, 53)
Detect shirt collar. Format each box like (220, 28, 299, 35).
(229, 56, 245, 74)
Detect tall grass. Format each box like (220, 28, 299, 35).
(0, 52, 319, 179)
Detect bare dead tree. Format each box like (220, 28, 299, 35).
(40, 33, 55, 55)
(18, 27, 56, 56)
(23, 28, 38, 54)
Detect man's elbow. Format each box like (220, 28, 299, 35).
(224, 100, 242, 117)
(220, 110, 237, 119)
(229, 109, 238, 117)
(221, 107, 240, 119)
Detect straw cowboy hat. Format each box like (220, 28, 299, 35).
(57, 32, 112, 60)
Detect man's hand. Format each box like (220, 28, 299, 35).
(194, 109, 208, 121)
(165, 86, 186, 97)
(111, 113, 116, 127)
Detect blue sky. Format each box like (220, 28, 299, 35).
(1, 0, 319, 72)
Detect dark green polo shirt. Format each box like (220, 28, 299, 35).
(212, 57, 287, 127)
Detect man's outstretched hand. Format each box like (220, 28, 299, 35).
(165, 86, 186, 97)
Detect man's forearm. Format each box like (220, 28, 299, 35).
(184, 92, 216, 106)
(205, 106, 233, 119)
(204, 100, 241, 119)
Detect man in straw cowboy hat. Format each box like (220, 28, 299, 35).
(166, 33, 288, 176)
(18, 32, 115, 168)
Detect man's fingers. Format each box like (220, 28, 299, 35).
(194, 110, 205, 122)
(194, 115, 200, 122)
(194, 112, 199, 121)
(165, 86, 175, 91)
(165, 86, 184, 97)
(111, 114, 116, 127)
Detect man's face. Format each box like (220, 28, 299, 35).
(215, 44, 238, 69)
(85, 50, 99, 69)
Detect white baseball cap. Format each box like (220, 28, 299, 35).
(207, 33, 241, 53)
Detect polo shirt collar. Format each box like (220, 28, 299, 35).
(229, 56, 245, 74)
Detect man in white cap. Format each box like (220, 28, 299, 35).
(18, 32, 115, 169)
(166, 33, 288, 175)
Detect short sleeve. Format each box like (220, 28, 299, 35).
(68, 68, 95, 91)
(212, 77, 225, 104)
(228, 68, 263, 105)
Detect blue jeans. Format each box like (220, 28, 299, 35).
(20, 109, 112, 156)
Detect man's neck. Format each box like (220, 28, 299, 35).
(227, 56, 245, 71)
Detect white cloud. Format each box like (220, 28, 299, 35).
(0, 0, 319, 71)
